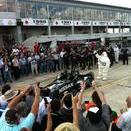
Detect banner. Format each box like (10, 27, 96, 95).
(74, 21, 91, 26)
(22, 19, 48, 26)
(93, 21, 107, 26)
(0, 19, 16, 26)
(52, 20, 73, 26)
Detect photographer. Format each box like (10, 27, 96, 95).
(60, 92, 73, 123)
(45, 94, 80, 131)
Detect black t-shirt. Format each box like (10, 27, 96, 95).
(79, 104, 111, 131)
(60, 108, 73, 123)
(41, 112, 63, 131)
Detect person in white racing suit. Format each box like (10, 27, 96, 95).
(96, 51, 110, 81)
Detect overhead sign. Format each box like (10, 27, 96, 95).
(74, 21, 91, 26)
(108, 21, 120, 26)
(0, 19, 16, 26)
(93, 21, 107, 26)
(21, 19, 131, 27)
(22, 19, 48, 26)
(52, 20, 73, 26)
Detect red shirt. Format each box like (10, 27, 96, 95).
(34, 44, 40, 53)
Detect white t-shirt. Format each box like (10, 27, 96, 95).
(60, 51, 66, 58)
(36, 97, 52, 123)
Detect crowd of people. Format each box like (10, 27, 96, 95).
(0, 80, 130, 131)
(0, 41, 129, 85)
(0, 41, 130, 131)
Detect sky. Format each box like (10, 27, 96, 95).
(78, 0, 131, 8)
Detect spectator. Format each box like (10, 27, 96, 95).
(0, 56, 4, 83)
(111, 111, 121, 131)
(19, 55, 28, 76)
(34, 42, 40, 54)
(41, 99, 63, 130)
(121, 47, 129, 65)
(117, 96, 131, 131)
(3, 58, 12, 83)
(46, 52, 54, 72)
(0, 85, 11, 115)
(54, 94, 80, 131)
(60, 93, 73, 123)
(12, 55, 20, 80)
(25, 89, 35, 111)
(52, 51, 60, 72)
(30, 54, 38, 75)
(36, 97, 52, 124)
(15, 101, 30, 122)
(0, 84, 40, 131)
(78, 81, 111, 131)
(0, 89, 19, 113)
(39, 53, 45, 73)
(59, 48, 66, 70)
(114, 44, 120, 63)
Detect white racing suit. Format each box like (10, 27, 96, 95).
(96, 52, 110, 80)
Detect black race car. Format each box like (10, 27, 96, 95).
(40, 69, 94, 99)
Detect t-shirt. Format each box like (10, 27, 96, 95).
(60, 51, 65, 58)
(0, 96, 7, 116)
(52, 54, 59, 60)
(30, 58, 37, 65)
(19, 58, 26, 66)
(12, 59, 19, 67)
(117, 108, 131, 131)
(60, 108, 73, 123)
(36, 97, 52, 124)
(34, 44, 40, 53)
(0, 96, 7, 108)
(0, 108, 35, 131)
(41, 112, 63, 131)
(79, 104, 110, 131)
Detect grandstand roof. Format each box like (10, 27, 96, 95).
(55, 0, 131, 10)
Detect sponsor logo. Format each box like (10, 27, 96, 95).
(62, 20, 72, 25)
(33, 19, 47, 25)
(59, 83, 74, 93)
(8, 20, 13, 25)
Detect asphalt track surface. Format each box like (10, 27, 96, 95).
(9, 59, 131, 113)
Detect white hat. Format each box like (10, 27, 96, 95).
(4, 90, 19, 101)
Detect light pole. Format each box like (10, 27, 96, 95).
(71, 7, 74, 34)
(47, 5, 52, 36)
(15, 0, 23, 43)
(119, 20, 122, 33)
(48, 17, 52, 36)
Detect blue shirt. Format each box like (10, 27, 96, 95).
(0, 108, 35, 131)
